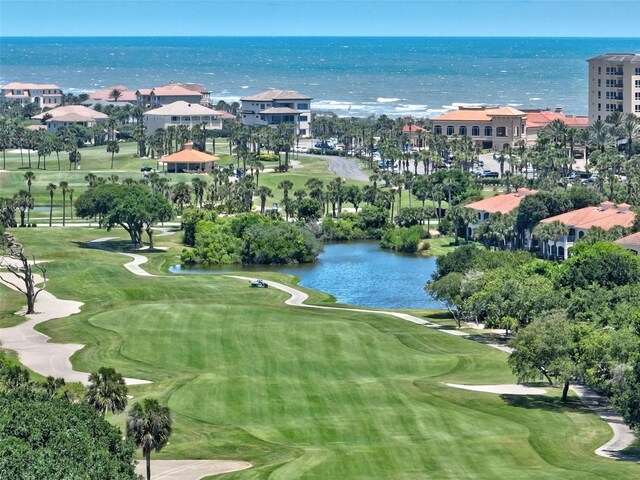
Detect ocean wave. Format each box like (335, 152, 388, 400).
(377, 97, 402, 103)
(529, 97, 542, 101)
(395, 104, 429, 113)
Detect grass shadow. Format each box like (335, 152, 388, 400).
(501, 393, 591, 415)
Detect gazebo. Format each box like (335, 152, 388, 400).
(158, 143, 219, 173)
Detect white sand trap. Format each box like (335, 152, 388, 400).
(446, 383, 547, 395)
(135, 460, 251, 480)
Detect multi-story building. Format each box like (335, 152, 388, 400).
(587, 53, 640, 123)
(465, 188, 538, 240)
(1, 82, 64, 109)
(32, 105, 109, 133)
(240, 89, 312, 137)
(143, 101, 226, 133)
(523, 107, 589, 145)
(431, 106, 527, 150)
(136, 84, 203, 107)
(540, 202, 636, 260)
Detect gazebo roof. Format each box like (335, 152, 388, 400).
(161, 148, 219, 164)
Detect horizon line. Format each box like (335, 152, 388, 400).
(2, 35, 640, 39)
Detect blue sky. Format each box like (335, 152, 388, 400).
(1, 0, 639, 37)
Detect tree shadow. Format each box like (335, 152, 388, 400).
(501, 393, 590, 415)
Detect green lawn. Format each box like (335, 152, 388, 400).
(0, 284, 27, 328)
(0, 227, 637, 479)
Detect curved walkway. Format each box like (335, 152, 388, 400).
(446, 383, 547, 395)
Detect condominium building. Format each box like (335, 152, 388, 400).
(587, 53, 640, 123)
(1, 82, 64, 109)
(431, 106, 527, 150)
(240, 89, 312, 137)
(143, 101, 226, 133)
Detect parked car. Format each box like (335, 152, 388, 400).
(250, 279, 268, 288)
(140, 166, 153, 172)
(482, 170, 499, 178)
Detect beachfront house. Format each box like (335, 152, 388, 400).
(1, 82, 64, 109)
(240, 89, 312, 137)
(157, 142, 219, 173)
(143, 101, 226, 133)
(539, 201, 636, 260)
(523, 107, 589, 146)
(32, 105, 109, 133)
(431, 106, 527, 150)
(136, 84, 203, 107)
(465, 188, 538, 239)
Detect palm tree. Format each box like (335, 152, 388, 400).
(126, 399, 173, 480)
(532, 222, 553, 260)
(59, 181, 68, 226)
(257, 185, 272, 214)
(191, 177, 207, 208)
(13, 190, 34, 227)
(277, 180, 294, 220)
(621, 113, 640, 159)
(46, 182, 56, 226)
(108, 88, 123, 102)
(86, 367, 128, 416)
(23, 170, 35, 223)
(68, 188, 74, 219)
(107, 140, 120, 169)
(84, 172, 97, 188)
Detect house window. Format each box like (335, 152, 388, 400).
(260, 104, 265, 109)
(446, 125, 454, 135)
(597, 79, 601, 87)
(471, 126, 480, 136)
(297, 103, 309, 110)
(484, 126, 493, 136)
(171, 116, 178, 121)
(515, 126, 519, 136)
(434, 125, 442, 135)
(597, 91, 601, 99)
(299, 115, 308, 121)
(459, 126, 467, 135)
(598, 67, 601, 74)
(496, 126, 507, 137)
(598, 103, 601, 111)
(636, 80, 640, 88)
(636, 92, 640, 100)
(636, 105, 640, 113)
(183, 117, 190, 121)
(300, 129, 306, 135)
(636, 67, 640, 75)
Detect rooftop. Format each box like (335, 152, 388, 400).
(2, 82, 62, 91)
(615, 231, 640, 246)
(45, 113, 97, 123)
(402, 125, 427, 133)
(465, 188, 538, 214)
(587, 53, 640, 63)
(88, 85, 129, 100)
(433, 106, 526, 122)
(541, 202, 636, 230)
(525, 109, 589, 129)
(161, 148, 220, 163)
(144, 101, 225, 116)
(32, 105, 109, 120)
(150, 85, 203, 97)
(241, 89, 312, 102)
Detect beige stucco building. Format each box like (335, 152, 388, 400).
(587, 53, 640, 123)
(431, 106, 527, 149)
(143, 101, 226, 133)
(1, 82, 64, 109)
(240, 89, 312, 137)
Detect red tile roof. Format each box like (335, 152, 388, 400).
(151, 85, 202, 97)
(433, 106, 525, 122)
(615, 231, 640, 245)
(32, 105, 108, 120)
(541, 203, 636, 230)
(465, 188, 538, 214)
(161, 149, 219, 164)
(525, 110, 589, 129)
(88, 85, 129, 100)
(402, 125, 427, 133)
(2, 82, 61, 90)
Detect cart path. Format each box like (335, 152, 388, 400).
(134, 459, 252, 480)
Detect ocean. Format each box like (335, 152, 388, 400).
(1, 36, 640, 117)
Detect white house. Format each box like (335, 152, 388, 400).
(1, 82, 64, 109)
(32, 105, 109, 133)
(143, 101, 226, 133)
(240, 89, 312, 137)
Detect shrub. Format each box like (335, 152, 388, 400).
(380, 225, 427, 253)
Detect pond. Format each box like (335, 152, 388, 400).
(170, 242, 441, 310)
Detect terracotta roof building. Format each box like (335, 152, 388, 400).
(402, 124, 428, 148)
(240, 89, 312, 137)
(136, 84, 203, 107)
(32, 105, 108, 133)
(465, 188, 538, 238)
(158, 143, 219, 173)
(431, 106, 527, 150)
(523, 107, 589, 145)
(540, 202, 636, 259)
(1, 82, 64, 109)
(88, 86, 138, 103)
(615, 231, 640, 254)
